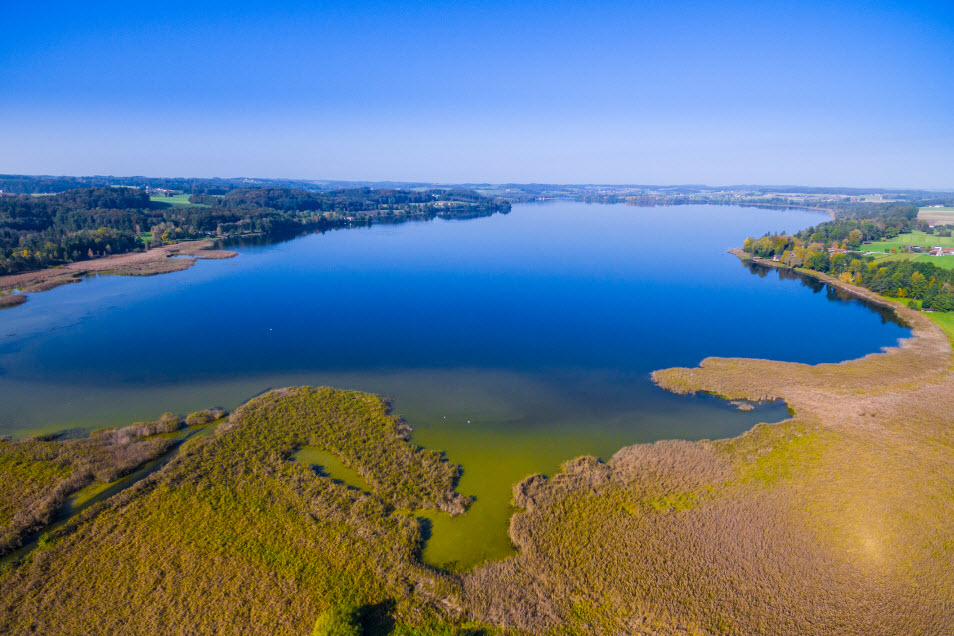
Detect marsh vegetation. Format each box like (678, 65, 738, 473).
(0, 388, 485, 635)
(0, 410, 222, 558)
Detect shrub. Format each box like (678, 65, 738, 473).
(312, 605, 361, 636)
(185, 408, 227, 426)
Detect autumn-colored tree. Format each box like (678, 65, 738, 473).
(911, 271, 928, 298)
(847, 229, 863, 247)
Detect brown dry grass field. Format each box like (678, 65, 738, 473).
(0, 239, 236, 300)
(918, 207, 954, 227)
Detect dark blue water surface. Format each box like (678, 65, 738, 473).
(1, 202, 907, 439)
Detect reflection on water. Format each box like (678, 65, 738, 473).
(746, 261, 908, 327)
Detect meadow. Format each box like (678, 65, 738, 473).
(0, 410, 223, 559)
(149, 193, 210, 207)
(862, 229, 954, 268)
(927, 310, 954, 343)
(872, 252, 954, 269)
(865, 229, 954, 252)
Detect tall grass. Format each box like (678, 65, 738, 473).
(0, 388, 485, 635)
(0, 414, 183, 557)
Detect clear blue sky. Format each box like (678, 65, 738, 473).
(1, 1, 952, 188)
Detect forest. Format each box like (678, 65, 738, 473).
(0, 186, 510, 275)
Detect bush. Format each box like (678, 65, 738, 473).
(185, 408, 227, 426)
(128, 413, 182, 437)
(312, 605, 361, 636)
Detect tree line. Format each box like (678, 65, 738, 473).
(0, 186, 510, 275)
(743, 214, 954, 311)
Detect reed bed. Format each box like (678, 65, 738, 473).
(0, 388, 485, 635)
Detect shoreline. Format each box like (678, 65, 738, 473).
(650, 247, 951, 399)
(0, 240, 237, 308)
(0, 203, 832, 311)
(465, 251, 954, 631)
(728, 246, 951, 343)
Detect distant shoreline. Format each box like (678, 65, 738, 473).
(0, 239, 236, 307)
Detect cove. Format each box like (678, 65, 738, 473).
(0, 202, 909, 569)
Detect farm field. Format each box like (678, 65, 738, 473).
(872, 252, 954, 269)
(866, 230, 954, 253)
(865, 230, 954, 268)
(149, 193, 209, 207)
(919, 206, 954, 226)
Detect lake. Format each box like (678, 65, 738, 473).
(0, 202, 909, 569)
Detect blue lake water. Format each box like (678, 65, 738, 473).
(0, 202, 909, 568)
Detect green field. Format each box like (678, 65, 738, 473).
(872, 252, 954, 269)
(866, 228, 954, 268)
(927, 310, 954, 343)
(149, 194, 208, 208)
(865, 230, 954, 270)
(866, 229, 954, 252)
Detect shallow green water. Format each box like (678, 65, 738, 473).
(394, 369, 787, 569)
(292, 446, 372, 491)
